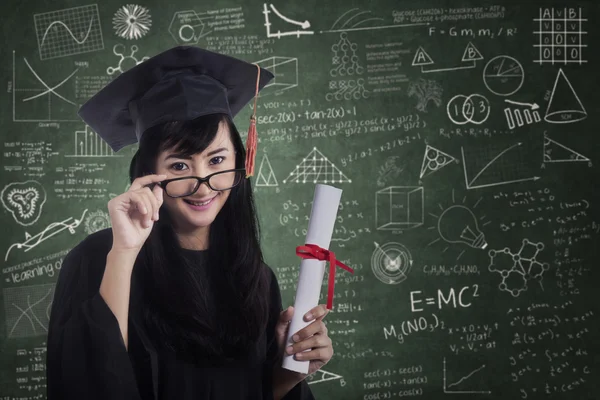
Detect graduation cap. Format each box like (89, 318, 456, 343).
(77, 46, 274, 177)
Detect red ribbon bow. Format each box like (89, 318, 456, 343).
(295, 243, 354, 310)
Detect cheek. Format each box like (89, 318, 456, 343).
(215, 191, 231, 209)
(161, 196, 178, 212)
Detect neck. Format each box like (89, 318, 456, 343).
(176, 225, 210, 251)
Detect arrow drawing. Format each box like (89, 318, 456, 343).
(504, 99, 539, 110)
(269, 4, 310, 28)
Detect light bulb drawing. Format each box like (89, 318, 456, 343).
(427, 190, 491, 260)
(437, 205, 487, 249)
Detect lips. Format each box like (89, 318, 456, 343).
(184, 196, 216, 206)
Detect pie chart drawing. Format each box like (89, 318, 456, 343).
(483, 56, 524, 96)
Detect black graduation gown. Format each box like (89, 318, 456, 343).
(46, 228, 315, 400)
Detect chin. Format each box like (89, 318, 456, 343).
(176, 192, 226, 228)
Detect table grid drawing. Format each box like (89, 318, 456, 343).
(34, 4, 104, 60)
(533, 7, 587, 65)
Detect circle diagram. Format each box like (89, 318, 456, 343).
(371, 242, 413, 284)
(483, 56, 524, 96)
(447, 94, 490, 125)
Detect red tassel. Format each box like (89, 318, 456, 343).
(245, 117, 257, 177)
(245, 64, 261, 178)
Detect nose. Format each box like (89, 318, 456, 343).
(192, 179, 213, 196)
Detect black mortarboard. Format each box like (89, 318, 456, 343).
(77, 45, 274, 176)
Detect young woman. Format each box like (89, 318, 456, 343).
(46, 46, 333, 399)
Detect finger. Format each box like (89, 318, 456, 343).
(130, 174, 167, 191)
(304, 304, 330, 322)
(153, 182, 164, 207)
(151, 185, 163, 220)
(142, 187, 160, 220)
(290, 320, 327, 344)
(293, 346, 332, 362)
(276, 306, 293, 335)
(275, 306, 293, 349)
(279, 306, 294, 321)
(129, 192, 148, 215)
(131, 193, 153, 227)
(287, 335, 331, 357)
(142, 190, 159, 225)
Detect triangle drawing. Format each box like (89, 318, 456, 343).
(420, 145, 458, 179)
(412, 46, 434, 66)
(543, 133, 590, 163)
(283, 147, 351, 184)
(461, 42, 483, 62)
(307, 369, 343, 385)
(255, 154, 278, 186)
(544, 68, 587, 124)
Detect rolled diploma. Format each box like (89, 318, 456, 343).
(282, 183, 343, 374)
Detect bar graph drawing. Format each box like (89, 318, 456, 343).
(65, 126, 123, 157)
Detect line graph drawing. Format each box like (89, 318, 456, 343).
(255, 154, 278, 187)
(4, 284, 55, 338)
(461, 143, 540, 190)
(283, 147, 351, 184)
(65, 125, 123, 157)
(263, 3, 313, 38)
(543, 133, 590, 164)
(34, 4, 104, 60)
(443, 357, 491, 394)
(321, 7, 428, 33)
(413, 42, 483, 74)
(5, 209, 87, 262)
(1, 180, 47, 226)
(12, 51, 81, 122)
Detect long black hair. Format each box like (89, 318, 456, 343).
(128, 113, 270, 365)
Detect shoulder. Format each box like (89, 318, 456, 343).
(260, 261, 283, 304)
(58, 228, 115, 288)
(261, 261, 278, 286)
(65, 227, 114, 263)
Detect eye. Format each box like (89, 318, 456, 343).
(170, 162, 188, 171)
(209, 156, 225, 165)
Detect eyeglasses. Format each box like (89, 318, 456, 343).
(154, 168, 245, 198)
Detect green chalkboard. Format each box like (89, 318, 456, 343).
(1, 0, 599, 398)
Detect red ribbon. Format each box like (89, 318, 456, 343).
(296, 243, 354, 310)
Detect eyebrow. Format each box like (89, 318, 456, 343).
(164, 147, 229, 161)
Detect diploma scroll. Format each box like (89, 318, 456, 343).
(282, 184, 342, 374)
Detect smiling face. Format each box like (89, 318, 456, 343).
(155, 120, 236, 249)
